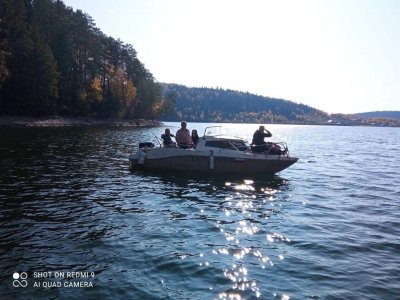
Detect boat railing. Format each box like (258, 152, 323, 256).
(250, 142, 290, 156)
(265, 142, 289, 156)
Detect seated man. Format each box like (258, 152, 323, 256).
(251, 125, 283, 154)
(175, 121, 194, 148)
(251, 125, 272, 152)
(161, 128, 176, 147)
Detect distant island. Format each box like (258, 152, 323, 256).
(1, 1, 398, 127)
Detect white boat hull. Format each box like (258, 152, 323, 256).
(129, 148, 297, 174)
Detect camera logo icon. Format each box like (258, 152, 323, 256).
(13, 272, 28, 288)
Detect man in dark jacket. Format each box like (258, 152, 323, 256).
(161, 128, 175, 147)
(251, 125, 272, 152)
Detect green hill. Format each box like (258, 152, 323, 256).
(161, 83, 329, 124)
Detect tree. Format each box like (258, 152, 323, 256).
(0, 0, 58, 115)
(108, 66, 137, 117)
(0, 28, 10, 89)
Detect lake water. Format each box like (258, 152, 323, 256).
(0, 122, 399, 299)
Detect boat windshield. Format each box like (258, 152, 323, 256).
(204, 139, 249, 151)
(231, 140, 249, 151)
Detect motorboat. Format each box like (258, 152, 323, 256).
(129, 127, 298, 174)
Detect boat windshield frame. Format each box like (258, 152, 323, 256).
(203, 126, 222, 137)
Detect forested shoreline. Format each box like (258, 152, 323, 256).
(162, 83, 330, 124)
(161, 84, 400, 126)
(0, 0, 170, 118)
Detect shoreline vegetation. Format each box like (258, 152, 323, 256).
(0, 116, 162, 127)
(1, 115, 399, 128)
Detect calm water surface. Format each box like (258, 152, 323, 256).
(0, 123, 399, 299)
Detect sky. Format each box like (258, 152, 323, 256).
(62, 0, 400, 114)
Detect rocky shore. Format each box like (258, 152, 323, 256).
(0, 116, 163, 127)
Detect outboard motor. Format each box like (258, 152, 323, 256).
(139, 142, 155, 149)
(138, 142, 155, 165)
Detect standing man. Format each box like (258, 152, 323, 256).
(175, 121, 193, 148)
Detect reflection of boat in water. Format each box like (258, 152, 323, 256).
(129, 127, 298, 174)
